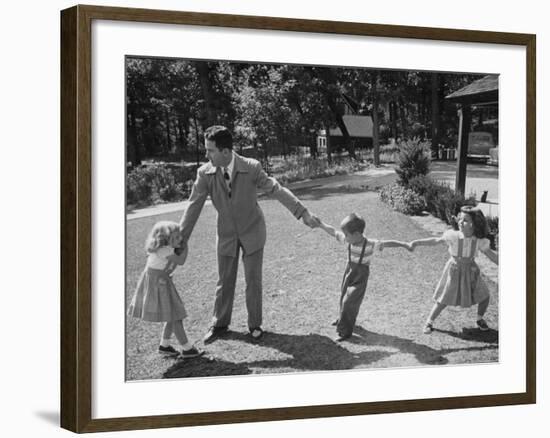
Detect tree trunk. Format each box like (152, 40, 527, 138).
(398, 97, 408, 140)
(142, 115, 152, 157)
(151, 114, 160, 155)
(325, 121, 332, 163)
(165, 110, 172, 153)
(390, 101, 398, 139)
(193, 61, 217, 127)
(431, 73, 441, 158)
(372, 74, 380, 166)
(177, 116, 189, 163)
(127, 103, 141, 166)
(309, 133, 318, 158)
(193, 115, 201, 167)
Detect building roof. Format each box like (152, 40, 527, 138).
(328, 115, 373, 138)
(446, 75, 499, 104)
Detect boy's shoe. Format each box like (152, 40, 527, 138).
(423, 322, 434, 334)
(476, 319, 490, 331)
(180, 346, 204, 359)
(158, 345, 179, 357)
(249, 327, 264, 340)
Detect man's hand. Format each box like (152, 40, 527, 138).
(301, 210, 321, 228)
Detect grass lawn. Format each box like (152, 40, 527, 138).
(126, 189, 499, 381)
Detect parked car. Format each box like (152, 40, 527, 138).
(467, 131, 495, 162)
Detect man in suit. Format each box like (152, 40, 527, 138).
(179, 125, 320, 343)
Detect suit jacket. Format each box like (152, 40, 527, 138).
(180, 153, 306, 257)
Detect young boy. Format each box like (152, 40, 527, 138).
(319, 213, 411, 341)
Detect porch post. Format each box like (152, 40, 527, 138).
(455, 104, 471, 196)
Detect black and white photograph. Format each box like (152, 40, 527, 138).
(4, 0, 546, 434)
(125, 57, 500, 381)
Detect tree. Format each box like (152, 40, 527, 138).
(234, 65, 298, 160)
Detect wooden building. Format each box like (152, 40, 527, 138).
(317, 114, 373, 152)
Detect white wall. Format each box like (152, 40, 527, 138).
(1, 0, 546, 436)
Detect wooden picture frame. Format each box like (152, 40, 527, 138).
(61, 4, 536, 433)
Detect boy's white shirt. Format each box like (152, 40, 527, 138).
(334, 232, 380, 265)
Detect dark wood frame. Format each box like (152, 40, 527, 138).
(61, 4, 536, 433)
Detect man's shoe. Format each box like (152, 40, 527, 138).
(476, 319, 490, 331)
(158, 345, 179, 357)
(335, 333, 351, 342)
(249, 327, 264, 340)
(203, 326, 228, 344)
(180, 346, 204, 359)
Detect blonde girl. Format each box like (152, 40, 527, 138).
(128, 221, 203, 358)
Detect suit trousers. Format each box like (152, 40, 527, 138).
(213, 244, 263, 329)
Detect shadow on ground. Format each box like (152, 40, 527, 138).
(163, 331, 392, 378)
(236, 331, 392, 371)
(353, 326, 498, 365)
(433, 327, 499, 344)
(162, 325, 499, 378)
(163, 355, 253, 378)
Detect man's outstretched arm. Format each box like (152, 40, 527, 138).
(254, 162, 319, 228)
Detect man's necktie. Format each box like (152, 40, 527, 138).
(223, 168, 231, 198)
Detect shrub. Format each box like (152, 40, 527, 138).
(379, 183, 426, 215)
(407, 174, 434, 198)
(486, 216, 499, 250)
(406, 175, 476, 225)
(273, 155, 366, 185)
(361, 143, 401, 163)
(432, 188, 476, 225)
(126, 164, 194, 207)
(411, 122, 426, 139)
(395, 139, 431, 185)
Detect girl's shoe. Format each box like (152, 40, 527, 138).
(423, 322, 434, 334)
(158, 345, 179, 357)
(476, 319, 489, 331)
(180, 346, 204, 359)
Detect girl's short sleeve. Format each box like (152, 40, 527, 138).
(478, 238, 490, 252)
(442, 229, 456, 242)
(335, 231, 346, 244)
